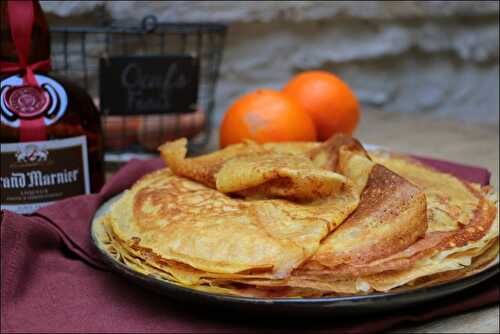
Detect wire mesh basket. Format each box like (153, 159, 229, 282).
(49, 16, 226, 160)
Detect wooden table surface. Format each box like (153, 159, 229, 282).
(108, 109, 499, 333)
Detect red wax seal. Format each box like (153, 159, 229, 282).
(4, 85, 50, 119)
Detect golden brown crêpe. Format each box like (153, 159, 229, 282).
(105, 138, 369, 280)
(242, 151, 498, 294)
(370, 151, 499, 263)
(262, 142, 320, 156)
(300, 164, 428, 276)
(285, 150, 498, 294)
(309, 135, 375, 196)
(159, 138, 346, 200)
(108, 169, 305, 278)
(159, 138, 264, 189)
(95, 135, 499, 298)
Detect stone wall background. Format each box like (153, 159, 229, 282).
(41, 1, 499, 125)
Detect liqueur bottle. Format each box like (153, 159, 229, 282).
(0, 0, 104, 213)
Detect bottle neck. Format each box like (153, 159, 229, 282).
(0, 0, 51, 68)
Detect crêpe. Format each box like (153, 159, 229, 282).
(159, 138, 346, 200)
(226, 146, 498, 295)
(95, 135, 499, 297)
(104, 138, 369, 280)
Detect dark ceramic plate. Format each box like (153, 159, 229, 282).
(91, 194, 499, 315)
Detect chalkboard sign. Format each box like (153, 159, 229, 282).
(99, 55, 199, 115)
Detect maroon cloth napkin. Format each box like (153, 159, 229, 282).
(1, 156, 498, 333)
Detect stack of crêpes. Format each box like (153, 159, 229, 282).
(96, 135, 499, 297)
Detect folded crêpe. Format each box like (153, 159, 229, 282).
(104, 136, 369, 281)
(159, 138, 346, 200)
(223, 143, 498, 295)
(96, 134, 499, 298)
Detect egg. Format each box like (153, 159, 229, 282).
(103, 116, 141, 150)
(137, 109, 205, 152)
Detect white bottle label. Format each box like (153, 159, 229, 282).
(0, 136, 91, 214)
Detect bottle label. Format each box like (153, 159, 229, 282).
(0, 136, 91, 214)
(1, 73, 68, 128)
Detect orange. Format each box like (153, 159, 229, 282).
(220, 89, 317, 148)
(283, 71, 360, 141)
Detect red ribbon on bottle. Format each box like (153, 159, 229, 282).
(0, 0, 52, 142)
